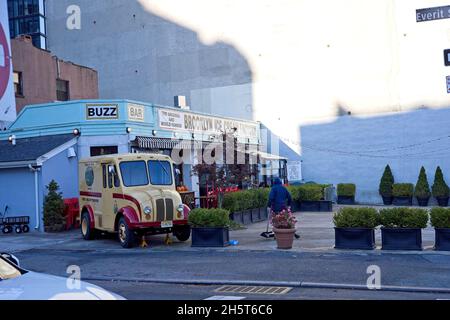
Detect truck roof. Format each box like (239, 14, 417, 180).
(79, 153, 172, 163)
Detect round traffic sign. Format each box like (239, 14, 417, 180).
(0, 21, 11, 99)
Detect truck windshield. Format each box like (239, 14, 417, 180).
(119, 161, 149, 187)
(0, 258, 21, 281)
(148, 160, 173, 185)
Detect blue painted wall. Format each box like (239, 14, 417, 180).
(0, 167, 42, 231)
(300, 107, 450, 204)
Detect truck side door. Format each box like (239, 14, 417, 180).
(101, 163, 120, 230)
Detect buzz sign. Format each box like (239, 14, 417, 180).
(86, 104, 119, 120)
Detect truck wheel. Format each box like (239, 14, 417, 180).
(81, 212, 95, 240)
(118, 217, 135, 248)
(2, 226, 12, 234)
(22, 225, 30, 233)
(174, 225, 191, 242)
(15, 226, 22, 234)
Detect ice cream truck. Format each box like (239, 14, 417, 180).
(79, 153, 191, 248)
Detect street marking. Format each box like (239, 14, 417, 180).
(215, 285, 292, 295)
(205, 296, 246, 300)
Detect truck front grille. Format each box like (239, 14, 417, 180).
(156, 199, 165, 221)
(165, 198, 174, 220)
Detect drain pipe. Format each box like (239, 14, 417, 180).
(28, 165, 41, 230)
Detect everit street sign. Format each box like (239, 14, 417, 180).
(416, 5, 450, 22)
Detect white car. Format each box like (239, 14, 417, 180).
(0, 253, 125, 300)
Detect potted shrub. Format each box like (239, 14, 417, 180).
(189, 208, 230, 247)
(430, 207, 450, 251)
(379, 208, 428, 250)
(337, 184, 356, 205)
(414, 167, 431, 207)
(271, 208, 297, 249)
(333, 207, 379, 250)
(379, 165, 394, 205)
(43, 180, 66, 233)
(432, 166, 450, 207)
(392, 183, 414, 206)
(298, 184, 332, 212)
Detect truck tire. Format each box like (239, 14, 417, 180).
(117, 217, 135, 248)
(2, 226, 12, 234)
(22, 225, 30, 233)
(81, 212, 95, 240)
(15, 226, 22, 234)
(174, 225, 191, 242)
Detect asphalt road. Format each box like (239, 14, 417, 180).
(12, 248, 450, 300)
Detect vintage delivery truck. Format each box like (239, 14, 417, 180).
(79, 153, 191, 248)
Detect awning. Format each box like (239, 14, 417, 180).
(136, 137, 206, 150)
(249, 151, 287, 161)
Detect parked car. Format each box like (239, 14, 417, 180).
(0, 253, 124, 300)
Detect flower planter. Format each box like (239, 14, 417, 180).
(436, 197, 449, 207)
(273, 227, 296, 249)
(434, 228, 450, 251)
(381, 196, 393, 205)
(381, 228, 422, 250)
(392, 196, 413, 206)
(416, 197, 430, 207)
(337, 196, 355, 205)
(334, 228, 376, 250)
(191, 227, 230, 247)
(300, 200, 332, 212)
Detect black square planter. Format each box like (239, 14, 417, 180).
(230, 211, 244, 224)
(251, 208, 261, 223)
(242, 210, 252, 225)
(300, 200, 332, 212)
(381, 228, 422, 250)
(260, 207, 269, 220)
(334, 228, 376, 250)
(191, 227, 230, 247)
(337, 196, 355, 205)
(435, 228, 450, 251)
(291, 201, 301, 212)
(436, 197, 449, 207)
(392, 196, 413, 206)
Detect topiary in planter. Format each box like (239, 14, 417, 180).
(379, 165, 394, 204)
(430, 207, 450, 251)
(337, 183, 356, 204)
(392, 183, 414, 197)
(298, 184, 323, 201)
(333, 207, 379, 229)
(432, 166, 450, 207)
(43, 180, 65, 232)
(414, 167, 431, 206)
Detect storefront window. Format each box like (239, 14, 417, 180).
(119, 161, 148, 187)
(148, 160, 173, 186)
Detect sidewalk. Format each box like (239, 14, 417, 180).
(0, 207, 442, 254)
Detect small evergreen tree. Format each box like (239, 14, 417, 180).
(432, 166, 450, 198)
(43, 180, 65, 228)
(414, 166, 431, 198)
(379, 165, 394, 197)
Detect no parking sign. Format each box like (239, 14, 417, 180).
(0, 0, 16, 126)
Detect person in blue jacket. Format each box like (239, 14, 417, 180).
(267, 177, 292, 213)
(267, 178, 299, 239)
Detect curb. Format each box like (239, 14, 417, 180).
(84, 276, 450, 294)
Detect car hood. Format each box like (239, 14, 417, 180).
(0, 271, 125, 300)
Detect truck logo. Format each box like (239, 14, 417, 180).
(85, 166, 95, 187)
(86, 104, 119, 120)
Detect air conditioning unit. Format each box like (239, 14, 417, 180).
(174, 96, 190, 110)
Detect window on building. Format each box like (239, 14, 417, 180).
(56, 79, 69, 101)
(90, 146, 118, 157)
(13, 71, 23, 96)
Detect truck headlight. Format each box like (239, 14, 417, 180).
(177, 204, 184, 213)
(144, 206, 152, 215)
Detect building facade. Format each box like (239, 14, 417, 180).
(0, 99, 289, 231)
(7, 0, 47, 49)
(11, 35, 99, 114)
(42, 0, 450, 203)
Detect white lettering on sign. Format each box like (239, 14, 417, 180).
(128, 104, 145, 122)
(447, 76, 450, 94)
(158, 108, 258, 139)
(86, 104, 119, 120)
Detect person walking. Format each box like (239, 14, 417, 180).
(267, 178, 300, 239)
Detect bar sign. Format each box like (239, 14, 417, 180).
(445, 49, 450, 66)
(447, 76, 450, 94)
